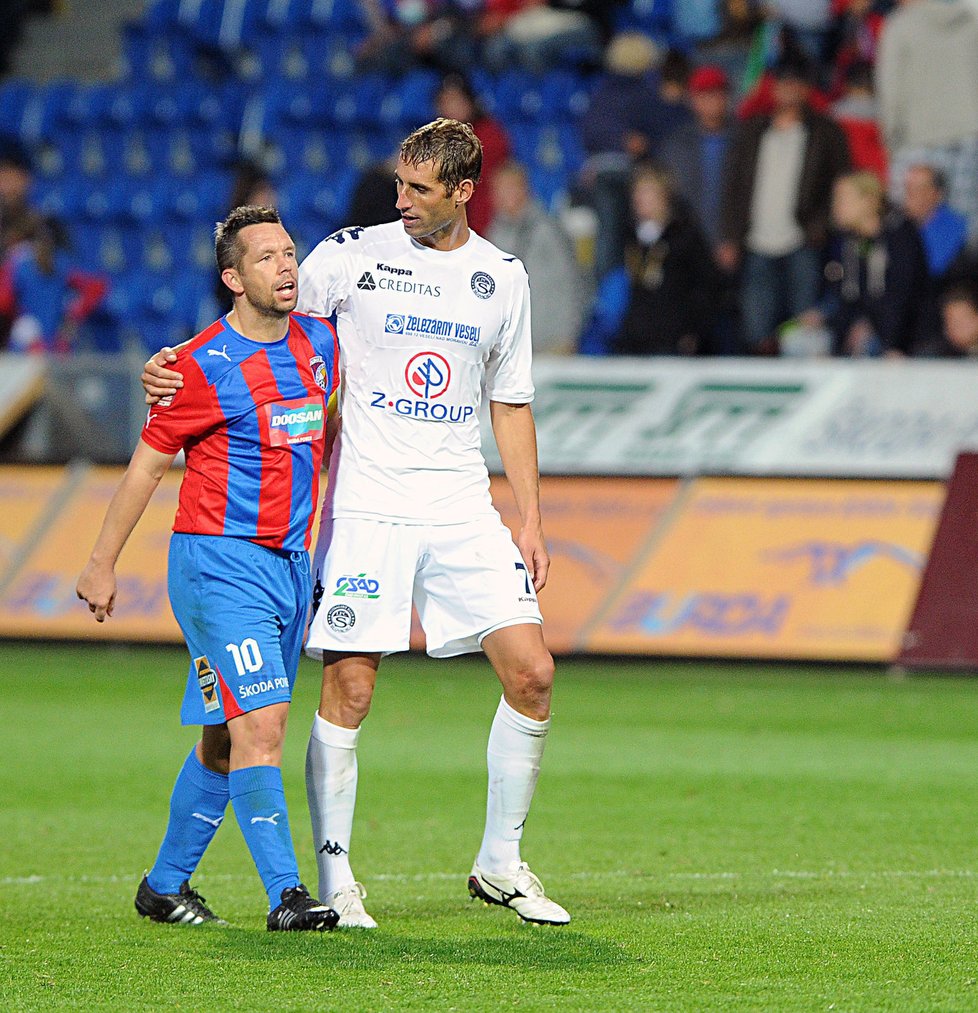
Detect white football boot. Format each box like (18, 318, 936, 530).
(329, 882, 378, 929)
(468, 861, 570, 925)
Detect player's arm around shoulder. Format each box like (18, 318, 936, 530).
(76, 440, 176, 622)
(489, 400, 549, 592)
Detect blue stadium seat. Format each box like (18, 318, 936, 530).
(306, 0, 369, 36)
(491, 71, 546, 121)
(0, 78, 34, 138)
(376, 69, 438, 129)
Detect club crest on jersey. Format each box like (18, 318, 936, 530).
(195, 656, 220, 713)
(405, 351, 451, 399)
(309, 355, 329, 391)
(471, 271, 495, 299)
(265, 397, 325, 446)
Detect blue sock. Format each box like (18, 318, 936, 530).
(147, 747, 229, 895)
(229, 765, 301, 909)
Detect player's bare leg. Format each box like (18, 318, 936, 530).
(306, 652, 381, 927)
(469, 623, 569, 924)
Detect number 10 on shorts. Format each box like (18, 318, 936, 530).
(226, 638, 264, 676)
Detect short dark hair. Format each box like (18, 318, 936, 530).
(214, 204, 281, 272)
(942, 283, 978, 312)
(399, 118, 482, 194)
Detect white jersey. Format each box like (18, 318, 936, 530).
(297, 222, 534, 525)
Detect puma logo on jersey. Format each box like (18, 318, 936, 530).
(250, 812, 281, 826)
(207, 345, 231, 361)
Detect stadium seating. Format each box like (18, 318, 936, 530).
(3, 0, 681, 351)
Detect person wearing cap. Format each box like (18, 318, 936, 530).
(660, 65, 732, 251)
(718, 52, 851, 353)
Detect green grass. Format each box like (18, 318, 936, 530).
(3, 644, 978, 1010)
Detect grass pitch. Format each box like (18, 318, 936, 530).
(3, 644, 978, 1011)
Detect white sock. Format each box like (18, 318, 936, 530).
(477, 696, 550, 874)
(306, 712, 360, 899)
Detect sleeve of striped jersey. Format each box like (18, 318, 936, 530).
(140, 355, 221, 454)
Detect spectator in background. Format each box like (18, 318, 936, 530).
(356, 1, 479, 76)
(660, 65, 732, 250)
(579, 33, 692, 280)
(480, 0, 605, 72)
(434, 73, 509, 235)
(825, 0, 885, 100)
(829, 60, 886, 183)
(803, 171, 928, 356)
(347, 152, 401, 228)
(0, 215, 107, 354)
(876, 0, 978, 242)
(487, 160, 583, 354)
(585, 164, 719, 357)
(767, 0, 834, 69)
(902, 164, 968, 284)
(719, 52, 850, 353)
(925, 284, 978, 357)
(0, 139, 37, 259)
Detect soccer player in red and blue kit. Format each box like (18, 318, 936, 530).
(76, 206, 340, 932)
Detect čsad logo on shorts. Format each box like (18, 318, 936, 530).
(195, 655, 220, 714)
(333, 573, 381, 599)
(326, 604, 356, 632)
(405, 351, 451, 399)
(470, 271, 495, 299)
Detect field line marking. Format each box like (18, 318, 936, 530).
(4, 869, 977, 887)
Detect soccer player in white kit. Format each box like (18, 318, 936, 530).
(142, 118, 569, 927)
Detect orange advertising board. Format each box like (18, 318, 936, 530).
(0, 466, 65, 574)
(585, 478, 943, 661)
(0, 467, 183, 641)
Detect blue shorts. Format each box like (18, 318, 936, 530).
(169, 534, 312, 726)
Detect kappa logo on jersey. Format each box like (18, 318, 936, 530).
(471, 271, 495, 299)
(266, 398, 325, 446)
(325, 227, 365, 245)
(385, 313, 481, 346)
(309, 355, 329, 392)
(357, 271, 377, 290)
(194, 655, 220, 713)
(406, 352, 451, 399)
(377, 262, 411, 276)
(326, 604, 356, 632)
(333, 573, 381, 599)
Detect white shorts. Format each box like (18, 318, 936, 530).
(306, 515, 543, 659)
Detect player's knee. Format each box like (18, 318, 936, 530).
(509, 653, 555, 706)
(334, 679, 374, 723)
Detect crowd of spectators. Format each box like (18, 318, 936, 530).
(4, 0, 978, 360)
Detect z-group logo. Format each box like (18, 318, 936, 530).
(265, 397, 325, 445)
(405, 352, 451, 399)
(369, 351, 475, 423)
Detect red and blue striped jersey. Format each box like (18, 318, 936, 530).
(141, 313, 339, 552)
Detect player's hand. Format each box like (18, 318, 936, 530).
(141, 347, 183, 405)
(518, 525, 550, 594)
(76, 562, 117, 622)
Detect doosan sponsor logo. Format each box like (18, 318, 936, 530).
(271, 408, 323, 427)
(266, 399, 326, 446)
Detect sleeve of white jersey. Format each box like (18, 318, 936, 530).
(484, 264, 534, 404)
(296, 237, 350, 316)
